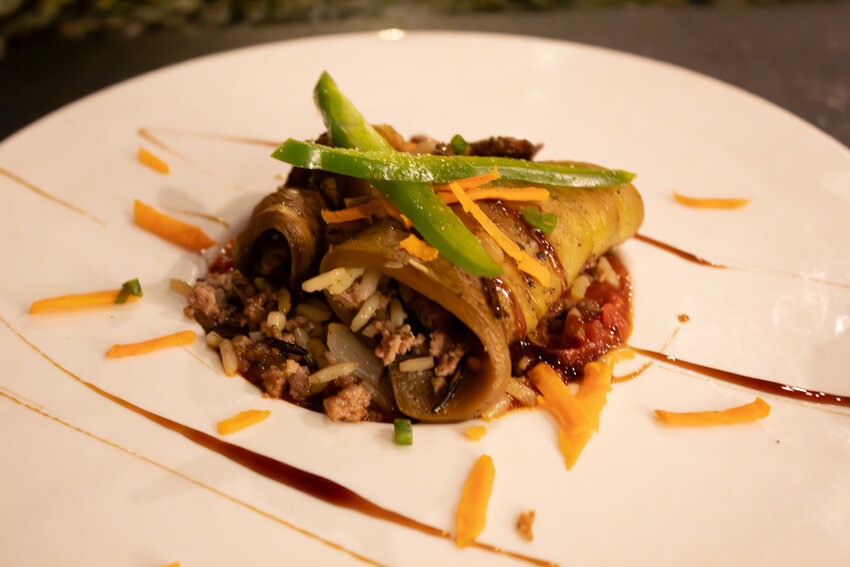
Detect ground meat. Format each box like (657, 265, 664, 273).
(516, 510, 536, 542)
(374, 321, 425, 365)
(434, 344, 466, 378)
(258, 359, 311, 400)
(260, 365, 287, 398)
(260, 317, 285, 341)
(428, 330, 466, 379)
(185, 279, 229, 329)
(334, 281, 362, 310)
(468, 136, 541, 160)
(428, 330, 447, 358)
(242, 288, 274, 327)
(283, 359, 312, 401)
(323, 383, 371, 422)
(185, 271, 260, 332)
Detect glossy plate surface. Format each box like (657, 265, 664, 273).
(1, 31, 849, 566)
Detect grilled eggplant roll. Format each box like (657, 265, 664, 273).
(234, 188, 326, 290)
(320, 176, 644, 422)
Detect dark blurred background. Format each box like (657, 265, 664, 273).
(2, 0, 849, 145)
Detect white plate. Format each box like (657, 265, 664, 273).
(1, 31, 849, 567)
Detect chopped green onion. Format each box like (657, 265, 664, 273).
(272, 138, 635, 188)
(523, 206, 558, 235)
(450, 134, 469, 155)
(115, 278, 143, 304)
(394, 418, 413, 445)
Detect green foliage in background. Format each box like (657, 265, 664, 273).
(0, 0, 834, 53)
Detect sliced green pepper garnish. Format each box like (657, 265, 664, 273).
(312, 72, 501, 277)
(394, 418, 413, 445)
(450, 133, 469, 155)
(522, 206, 558, 235)
(272, 138, 635, 188)
(115, 278, 143, 304)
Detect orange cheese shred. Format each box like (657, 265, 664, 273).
(106, 330, 196, 358)
(528, 363, 589, 436)
(400, 234, 439, 262)
(30, 289, 138, 314)
(134, 200, 216, 252)
(321, 200, 384, 223)
(217, 409, 271, 435)
(655, 397, 771, 426)
(531, 353, 622, 469)
(445, 179, 550, 286)
(464, 425, 487, 441)
(455, 454, 495, 548)
(137, 148, 170, 174)
(453, 171, 500, 190)
(322, 197, 412, 228)
(437, 186, 550, 205)
(672, 191, 749, 210)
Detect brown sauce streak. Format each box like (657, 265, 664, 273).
(0, 388, 384, 567)
(631, 346, 850, 408)
(138, 128, 192, 163)
(634, 234, 725, 268)
(489, 277, 527, 338)
(0, 315, 556, 567)
(634, 235, 850, 290)
(612, 362, 653, 384)
(0, 167, 106, 226)
(141, 127, 279, 148)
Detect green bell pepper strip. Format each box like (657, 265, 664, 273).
(272, 138, 635, 188)
(312, 72, 501, 277)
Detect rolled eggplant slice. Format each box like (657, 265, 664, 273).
(320, 179, 644, 422)
(321, 222, 509, 422)
(234, 188, 326, 290)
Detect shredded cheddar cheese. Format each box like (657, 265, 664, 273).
(322, 196, 412, 228)
(437, 186, 549, 205)
(528, 363, 590, 436)
(453, 170, 500, 189)
(672, 191, 749, 210)
(217, 409, 271, 435)
(137, 148, 170, 174)
(531, 352, 623, 469)
(30, 289, 137, 313)
(655, 397, 770, 426)
(106, 330, 196, 358)
(455, 454, 495, 548)
(464, 425, 487, 441)
(445, 179, 550, 286)
(400, 234, 439, 262)
(134, 200, 216, 252)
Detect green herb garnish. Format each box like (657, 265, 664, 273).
(394, 418, 413, 445)
(115, 278, 143, 304)
(450, 133, 469, 155)
(522, 206, 558, 235)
